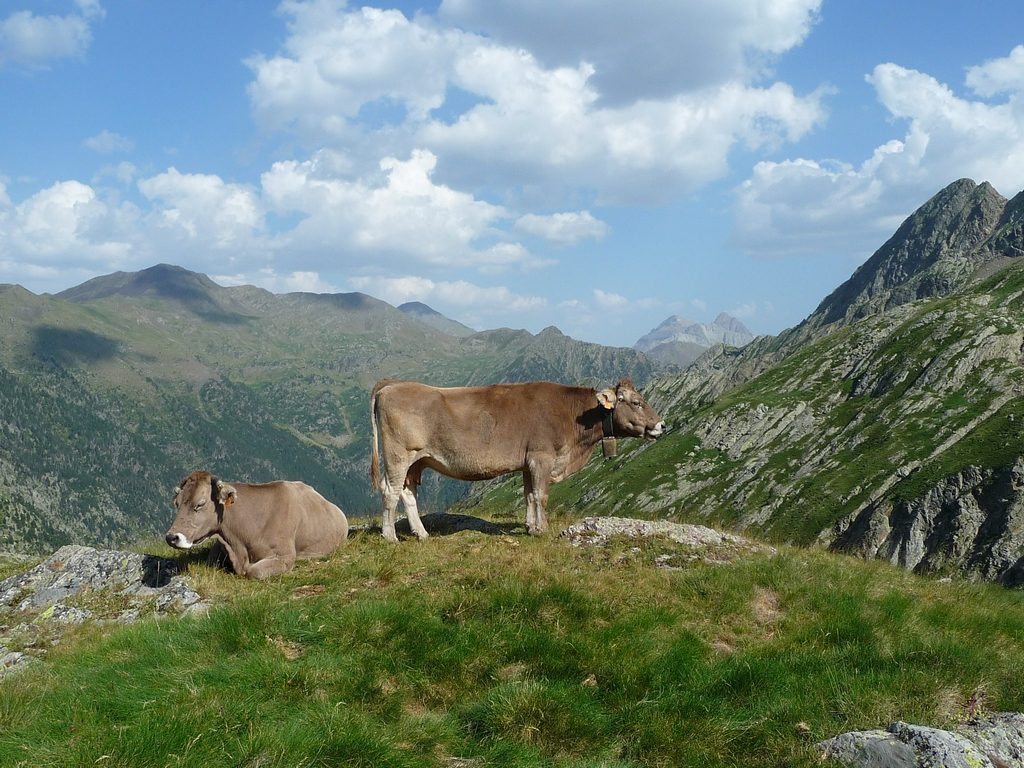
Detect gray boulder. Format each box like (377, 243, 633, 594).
(818, 713, 1024, 767)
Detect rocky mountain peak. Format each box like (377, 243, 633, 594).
(804, 178, 1009, 332)
(634, 312, 755, 368)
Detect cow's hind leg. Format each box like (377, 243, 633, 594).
(401, 487, 429, 540)
(399, 461, 429, 540)
(381, 484, 402, 543)
(523, 470, 538, 534)
(523, 458, 552, 535)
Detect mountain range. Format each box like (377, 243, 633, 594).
(633, 312, 755, 367)
(467, 178, 1024, 584)
(0, 266, 659, 553)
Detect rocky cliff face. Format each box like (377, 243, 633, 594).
(829, 459, 1024, 585)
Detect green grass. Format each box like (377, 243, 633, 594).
(3, 528, 1024, 767)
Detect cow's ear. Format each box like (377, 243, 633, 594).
(217, 483, 237, 507)
(596, 388, 616, 410)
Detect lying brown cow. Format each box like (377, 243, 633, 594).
(370, 378, 665, 542)
(165, 470, 348, 579)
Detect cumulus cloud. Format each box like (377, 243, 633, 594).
(262, 148, 544, 270)
(439, 0, 822, 104)
(214, 268, 339, 294)
(138, 168, 265, 250)
(2, 179, 135, 263)
(593, 288, 628, 310)
(515, 211, 609, 245)
(0, 1, 104, 69)
(349, 274, 545, 314)
(247, 3, 466, 139)
(734, 46, 1024, 259)
(246, 1, 828, 202)
(965, 44, 1024, 98)
(83, 130, 134, 154)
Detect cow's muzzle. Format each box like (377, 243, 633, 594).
(165, 532, 193, 549)
(646, 421, 666, 438)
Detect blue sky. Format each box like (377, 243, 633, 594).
(2, 1, 1023, 348)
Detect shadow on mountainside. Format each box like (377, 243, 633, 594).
(32, 326, 120, 365)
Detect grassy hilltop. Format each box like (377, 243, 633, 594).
(2, 525, 1024, 767)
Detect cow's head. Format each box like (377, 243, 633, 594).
(596, 378, 665, 439)
(165, 470, 237, 550)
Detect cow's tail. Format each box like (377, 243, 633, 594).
(370, 388, 382, 492)
(370, 380, 393, 493)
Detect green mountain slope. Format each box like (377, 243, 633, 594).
(0, 267, 659, 553)
(468, 182, 1024, 584)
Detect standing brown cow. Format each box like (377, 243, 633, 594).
(165, 470, 348, 579)
(370, 378, 665, 542)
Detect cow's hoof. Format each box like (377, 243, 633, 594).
(382, 531, 400, 544)
(414, 532, 430, 541)
(526, 526, 547, 536)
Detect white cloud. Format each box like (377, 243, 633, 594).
(214, 268, 338, 294)
(515, 210, 609, 245)
(438, 0, 822, 103)
(421, 52, 827, 203)
(593, 288, 628, 309)
(262, 148, 543, 270)
(965, 44, 1024, 98)
(729, 302, 758, 319)
(734, 48, 1024, 259)
(247, 2, 466, 139)
(2, 180, 135, 263)
(350, 274, 545, 313)
(246, 1, 828, 202)
(83, 130, 134, 154)
(94, 161, 138, 186)
(138, 168, 265, 250)
(0, 1, 103, 69)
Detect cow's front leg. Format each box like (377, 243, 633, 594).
(244, 548, 296, 580)
(217, 538, 247, 576)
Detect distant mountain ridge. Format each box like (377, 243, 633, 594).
(398, 301, 476, 337)
(634, 312, 754, 367)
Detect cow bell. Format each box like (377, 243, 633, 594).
(602, 436, 617, 458)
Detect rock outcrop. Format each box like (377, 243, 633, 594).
(560, 516, 774, 566)
(828, 459, 1024, 584)
(818, 713, 1024, 767)
(1, 545, 206, 678)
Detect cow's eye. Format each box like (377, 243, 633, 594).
(194, 499, 207, 510)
